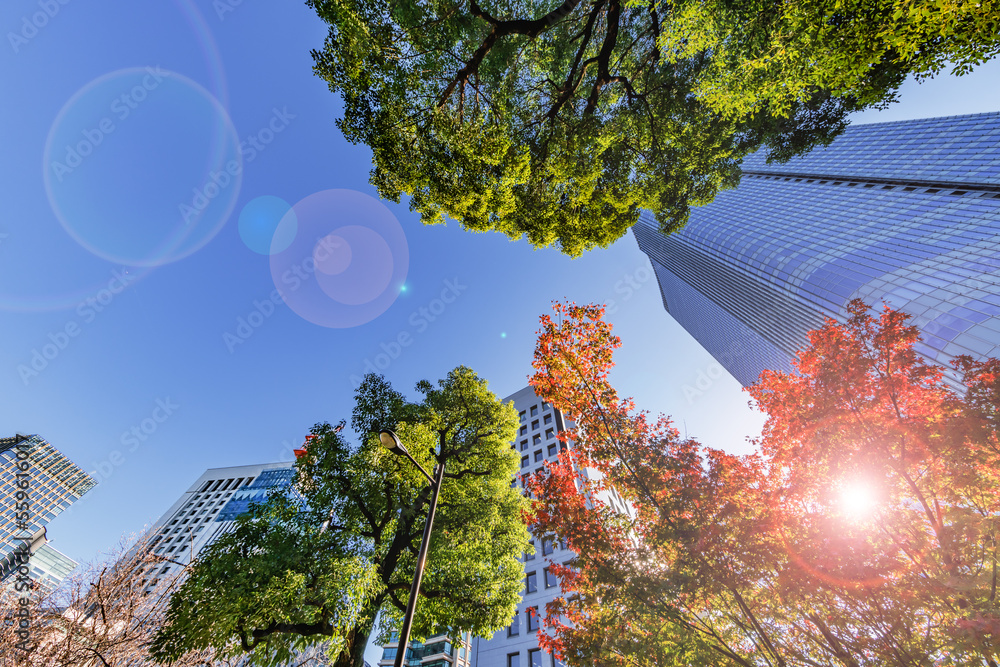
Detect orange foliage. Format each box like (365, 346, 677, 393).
(524, 299, 1000, 667)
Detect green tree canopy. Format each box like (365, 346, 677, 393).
(150, 368, 530, 667)
(307, 0, 870, 256)
(307, 0, 997, 255)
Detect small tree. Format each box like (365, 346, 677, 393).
(525, 300, 1000, 667)
(150, 367, 531, 667)
(0, 535, 242, 666)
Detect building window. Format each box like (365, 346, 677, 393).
(533, 434, 542, 445)
(524, 541, 535, 560)
(527, 608, 539, 632)
(521, 456, 529, 469)
(519, 410, 526, 421)
(542, 401, 550, 411)
(545, 567, 558, 588)
(543, 539, 554, 556)
(508, 611, 520, 637)
(520, 439, 529, 451)
(544, 414, 552, 424)
(545, 428, 554, 440)
(531, 420, 539, 431)
(529, 648, 544, 667)
(530, 405, 538, 417)
(547, 443, 558, 457)
(520, 425, 528, 436)
(534, 450, 543, 463)
(508, 653, 521, 667)
(526, 571, 537, 593)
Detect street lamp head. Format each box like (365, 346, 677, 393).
(379, 429, 409, 456)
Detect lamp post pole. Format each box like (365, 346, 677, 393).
(393, 461, 445, 667)
(378, 430, 446, 667)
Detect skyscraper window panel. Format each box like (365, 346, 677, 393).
(1, 435, 95, 578)
(635, 112, 1000, 387)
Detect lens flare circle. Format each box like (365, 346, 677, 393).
(314, 233, 351, 276)
(269, 190, 408, 328)
(239, 195, 297, 255)
(315, 226, 393, 305)
(43, 67, 242, 267)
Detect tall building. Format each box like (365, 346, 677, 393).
(376, 386, 627, 667)
(634, 111, 1000, 387)
(471, 388, 573, 667)
(125, 457, 343, 667)
(0, 434, 95, 591)
(137, 461, 296, 591)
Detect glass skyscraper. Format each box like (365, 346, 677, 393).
(0, 434, 95, 587)
(634, 111, 1000, 387)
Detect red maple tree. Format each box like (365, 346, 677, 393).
(524, 300, 1000, 667)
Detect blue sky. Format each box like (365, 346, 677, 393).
(2, 0, 999, 659)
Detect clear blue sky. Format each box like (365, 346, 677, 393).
(1, 1, 998, 659)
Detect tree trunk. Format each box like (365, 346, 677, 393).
(336, 597, 383, 667)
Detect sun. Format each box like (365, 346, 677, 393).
(839, 481, 877, 519)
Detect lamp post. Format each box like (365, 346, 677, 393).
(379, 429, 446, 667)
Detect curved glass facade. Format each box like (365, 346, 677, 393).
(635, 112, 1000, 387)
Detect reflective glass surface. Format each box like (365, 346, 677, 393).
(635, 112, 1000, 386)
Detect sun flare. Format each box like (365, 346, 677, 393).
(839, 481, 877, 518)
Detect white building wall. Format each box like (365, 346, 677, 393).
(473, 386, 581, 667)
(137, 461, 294, 591)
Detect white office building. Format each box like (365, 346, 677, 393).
(469, 386, 578, 667)
(137, 461, 295, 591)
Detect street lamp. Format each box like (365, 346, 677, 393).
(379, 429, 446, 667)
